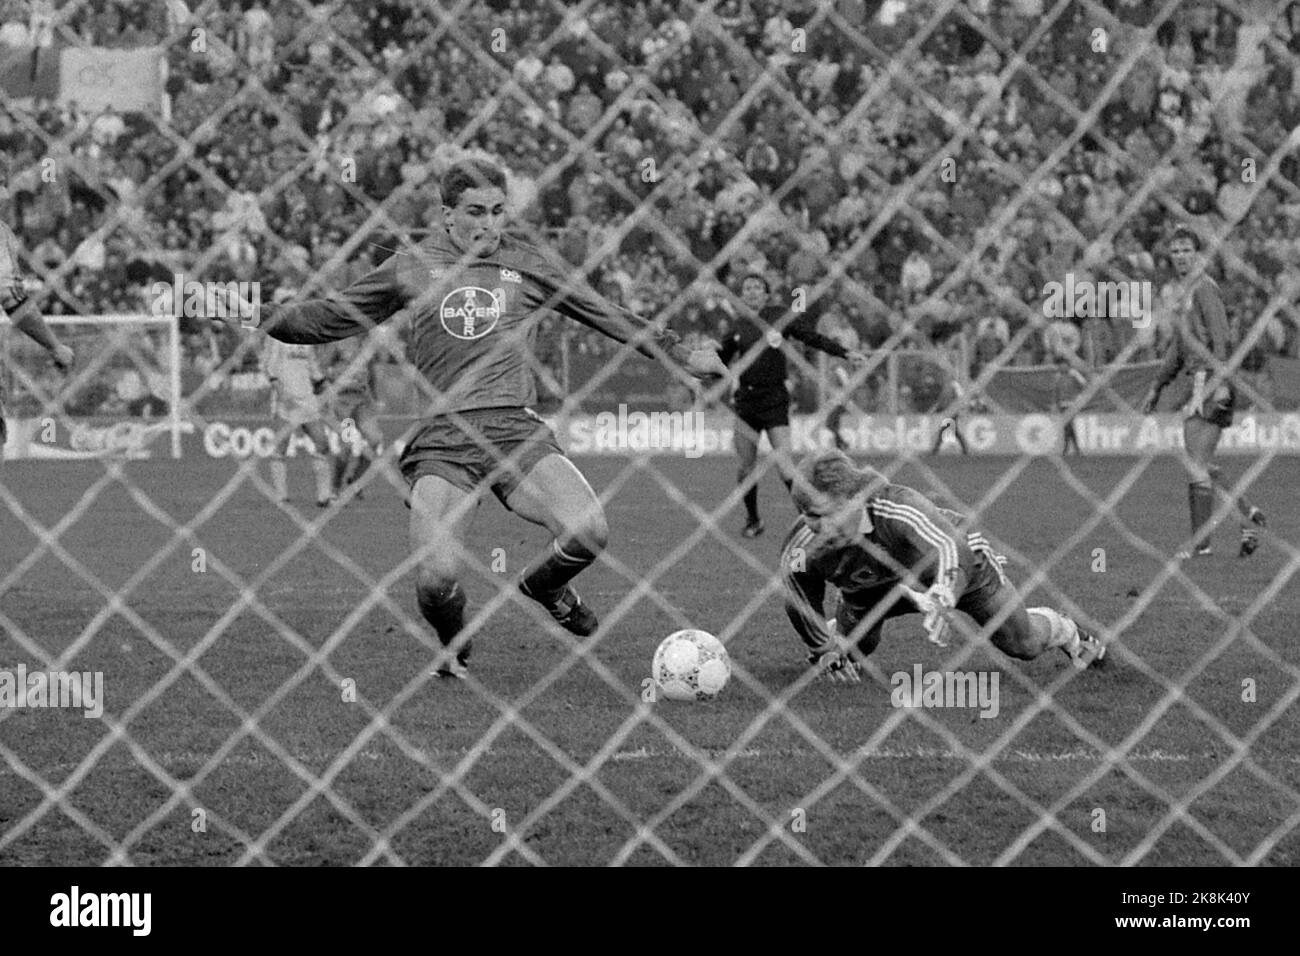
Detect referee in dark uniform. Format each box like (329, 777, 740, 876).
(718, 272, 863, 537)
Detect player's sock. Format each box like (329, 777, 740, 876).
(742, 486, 759, 524)
(520, 537, 598, 603)
(312, 455, 334, 504)
(270, 459, 289, 501)
(1208, 466, 1252, 520)
(346, 452, 373, 486)
(1188, 481, 1214, 553)
(417, 579, 470, 663)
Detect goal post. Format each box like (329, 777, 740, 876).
(0, 312, 185, 460)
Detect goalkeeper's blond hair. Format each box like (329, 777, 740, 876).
(792, 450, 888, 512)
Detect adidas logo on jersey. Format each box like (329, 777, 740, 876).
(500, 268, 522, 283)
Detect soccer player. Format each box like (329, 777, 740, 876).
(1140, 227, 1266, 558)
(929, 377, 970, 455)
(821, 310, 860, 452)
(719, 273, 865, 537)
(1053, 359, 1086, 456)
(781, 450, 1106, 681)
(1, 175, 74, 459)
(220, 159, 725, 678)
(323, 334, 386, 501)
(261, 333, 340, 507)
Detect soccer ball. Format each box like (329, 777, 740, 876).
(652, 629, 731, 701)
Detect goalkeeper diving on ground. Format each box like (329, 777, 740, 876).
(781, 450, 1108, 682)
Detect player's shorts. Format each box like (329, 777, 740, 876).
(0, 279, 28, 314)
(1191, 381, 1236, 430)
(399, 406, 564, 505)
(733, 385, 790, 433)
(271, 385, 324, 428)
(951, 554, 1007, 622)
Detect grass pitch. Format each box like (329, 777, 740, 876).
(2, 449, 1297, 865)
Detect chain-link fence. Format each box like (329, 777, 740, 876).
(2, 0, 1299, 866)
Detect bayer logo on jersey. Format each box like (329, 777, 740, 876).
(439, 286, 505, 340)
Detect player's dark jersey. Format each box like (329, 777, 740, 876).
(718, 305, 847, 393)
(260, 230, 682, 416)
(1154, 274, 1232, 394)
(781, 488, 1000, 651)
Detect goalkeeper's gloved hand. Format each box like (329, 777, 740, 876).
(806, 618, 861, 683)
(917, 581, 957, 647)
(807, 648, 861, 683)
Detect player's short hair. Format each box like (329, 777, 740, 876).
(792, 450, 886, 511)
(740, 272, 770, 293)
(1168, 226, 1202, 251)
(441, 159, 507, 209)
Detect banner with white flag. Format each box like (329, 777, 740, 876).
(57, 46, 165, 113)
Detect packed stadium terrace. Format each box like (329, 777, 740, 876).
(1, 0, 1298, 413)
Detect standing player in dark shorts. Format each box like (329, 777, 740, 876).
(782, 450, 1106, 681)
(719, 273, 864, 537)
(1141, 227, 1266, 558)
(324, 335, 386, 501)
(219, 159, 725, 678)
(1053, 359, 1086, 456)
(1, 171, 75, 459)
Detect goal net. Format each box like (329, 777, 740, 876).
(1, 313, 183, 459)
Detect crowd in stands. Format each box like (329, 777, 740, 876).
(2, 0, 1299, 414)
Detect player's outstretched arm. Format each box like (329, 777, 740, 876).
(527, 256, 727, 382)
(877, 489, 973, 635)
(214, 261, 412, 344)
(780, 309, 864, 365)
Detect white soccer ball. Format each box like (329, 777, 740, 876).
(652, 629, 731, 701)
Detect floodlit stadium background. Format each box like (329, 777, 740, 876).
(2, 0, 1299, 865)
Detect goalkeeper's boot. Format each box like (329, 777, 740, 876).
(519, 581, 599, 636)
(742, 518, 765, 538)
(1070, 623, 1107, 670)
(1239, 507, 1266, 558)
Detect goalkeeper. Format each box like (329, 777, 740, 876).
(781, 450, 1107, 681)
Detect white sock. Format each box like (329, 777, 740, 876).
(311, 455, 333, 502)
(1029, 606, 1079, 656)
(270, 459, 288, 501)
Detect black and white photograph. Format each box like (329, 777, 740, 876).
(0, 0, 1297, 902)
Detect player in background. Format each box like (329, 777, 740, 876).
(929, 376, 970, 455)
(261, 333, 339, 507)
(324, 334, 386, 500)
(1, 170, 74, 460)
(782, 450, 1106, 681)
(719, 273, 865, 537)
(821, 310, 860, 452)
(1140, 227, 1266, 558)
(1052, 358, 1086, 455)
(219, 159, 725, 678)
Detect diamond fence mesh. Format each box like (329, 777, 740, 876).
(2, 0, 1300, 866)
